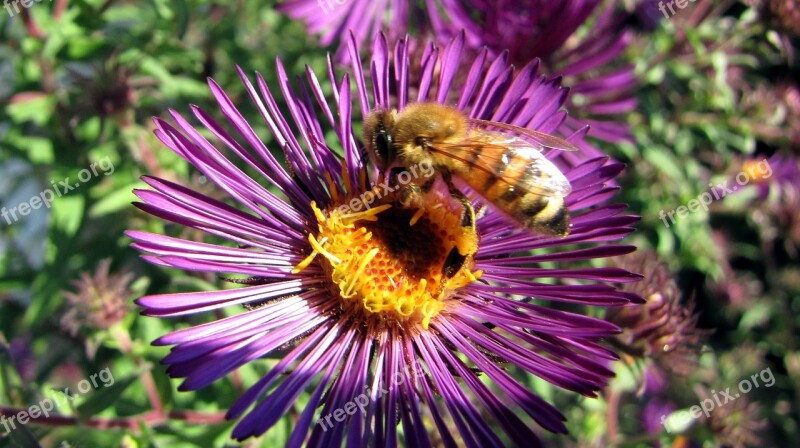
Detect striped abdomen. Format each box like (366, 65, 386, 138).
(452, 144, 570, 236)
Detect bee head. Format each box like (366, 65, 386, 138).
(363, 110, 396, 171)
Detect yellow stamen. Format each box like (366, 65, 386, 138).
(343, 247, 379, 298)
(309, 235, 341, 265)
(293, 186, 480, 329)
(409, 207, 425, 226)
(340, 203, 392, 225)
(292, 250, 317, 274)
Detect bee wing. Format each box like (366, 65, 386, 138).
(467, 118, 580, 152)
(498, 137, 572, 196)
(430, 136, 572, 197)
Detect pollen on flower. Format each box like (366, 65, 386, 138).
(294, 193, 480, 330)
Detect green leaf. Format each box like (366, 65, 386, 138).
(5, 94, 57, 127)
(643, 146, 684, 181)
(25, 137, 55, 164)
(739, 302, 772, 331)
(174, 0, 190, 38)
(6, 422, 42, 447)
(76, 370, 141, 419)
(89, 181, 146, 217)
(51, 195, 86, 238)
(66, 36, 107, 59)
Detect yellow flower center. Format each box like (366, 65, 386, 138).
(293, 187, 481, 329)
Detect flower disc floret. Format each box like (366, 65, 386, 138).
(295, 192, 480, 329)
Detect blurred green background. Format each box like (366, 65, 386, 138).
(1, 1, 798, 446)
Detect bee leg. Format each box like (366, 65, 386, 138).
(433, 245, 468, 299)
(436, 173, 479, 296)
(397, 184, 424, 209)
(441, 172, 475, 230)
(441, 247, 468, 279)
(437, 233, 476, 297)
(386, 166, 428, 209)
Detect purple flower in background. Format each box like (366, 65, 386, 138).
(642, 398, 675, 435)
(279, 0, 637, 152)
(635, 0, 668, 30)
(277, 0, 460, 58)
(744, 153, 798, 198)
(8, 336, 37, 382)
(607, 251, 708, 377)
(60, 258, 133, 338)
(446, 0, 637, 147)
(128, 32, 640, 445)
(640, 365, 675, 443)
(745, 154, 800, 250)
(642, 364, 669, 396)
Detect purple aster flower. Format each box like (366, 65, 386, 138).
(607, 251, 708, 377)
(634, 0, 669, 30)
(7, 336, 37, 382)
(60, 258, 133, 337)
(642, 364, 669, 396)
(439, 0, 637, 151)
(744, 154, 800, 252)
(277, 0, 459, 59)
(128, 32, 640, 445)
(642, 398, 675, 436)
(743, 153, 798, 198)
(278, 0, 637, 152)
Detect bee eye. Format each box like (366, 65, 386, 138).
(374, 130, 393, 166)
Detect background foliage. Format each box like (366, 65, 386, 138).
(1, 0, 798, 446)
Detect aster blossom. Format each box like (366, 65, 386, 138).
(60, 258, 133, 337)
(443, 0, 638, 148)
(128, 31, 640, 446)
(607, 251, 708, 377)
(278, 0, 637, 151)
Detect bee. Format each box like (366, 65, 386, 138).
(363, 102, 575, 238)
